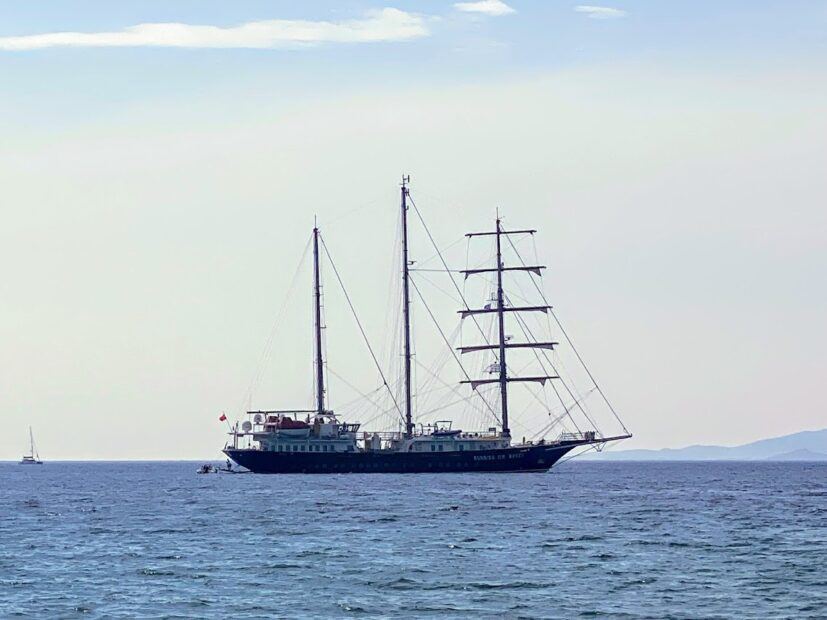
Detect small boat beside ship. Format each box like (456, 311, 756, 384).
(20, 426, 43, 465)
(222, 177, 631, 473)
(197, 461, 248, 474)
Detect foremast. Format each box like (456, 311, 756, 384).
(461, 220, 558, 439)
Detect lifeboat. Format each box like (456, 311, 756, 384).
(274, 416, 311, 437)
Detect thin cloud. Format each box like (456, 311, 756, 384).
(574, 5, 627, 19)
(454, 1, 516, 17)
(0, 8, 428, 51)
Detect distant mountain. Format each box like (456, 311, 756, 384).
(585, 428, 827, 461)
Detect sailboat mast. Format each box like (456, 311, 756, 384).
(313, 224, 325, 417)
(495, 218, 510, 438)
(401, 176, 414, 438)
(29, 426, 34, 456)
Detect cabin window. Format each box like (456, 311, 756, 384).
(438, 444, 443, 452)
(459, 444, 464, 451)
(300, 445, 306, 452)
(431, 445, 436, 452)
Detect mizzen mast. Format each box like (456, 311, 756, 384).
(400, 175, 414, 438)
(313, 223, 326, 417)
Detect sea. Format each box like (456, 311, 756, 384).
(1, 461, 825, 619)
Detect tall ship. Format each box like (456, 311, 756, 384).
(224, 177, 630, 473)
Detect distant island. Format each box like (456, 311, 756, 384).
(583, 428, 827, 461)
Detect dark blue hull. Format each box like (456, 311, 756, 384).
(224, 442, 583, 474)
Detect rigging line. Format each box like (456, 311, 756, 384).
(507, 299, 589, 435)
(409, 277, 502, 426)
(325, 366, 386, 408)
(417, 386, 461, 421)
(557, 444, 599, 465)
(415, 247, 499, 273)
(326, 367, 388, 415)
(418, 391, 461, 424)
(413, 358, 480, 416)
(410, 380, 456, 400)
(503, 291, 584, 434)
(504, 233, 630, 435)
(318, 234, 406, 426)
(533, 387, 598, 440)
(499, 248, 594, 433)
(509, 365, 555, 423)
(410, 271, 463, 305)
(359, 395, 410, 428)
(413, 334, 456, 412)
(531, 388, 597, 440)
(240, 234, 312, 414)
(407, 193, 499, 363)
(380, 213, 403, 367)
(416, 396, 479, 420)
(413, 235, 468, 269)
(358, 374, 406, 424)
(507, 291, 585, 413)
(550, 308, 629, 435)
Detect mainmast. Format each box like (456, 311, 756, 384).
(494, 218, 510, 437)
(461, 220, 558, 439)
(313, 223, 325, 417)
(401, 175, 414, 438)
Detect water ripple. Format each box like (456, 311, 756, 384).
(1, 461, 825, 618)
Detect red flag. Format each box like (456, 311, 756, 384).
(219, 413, 227, 422)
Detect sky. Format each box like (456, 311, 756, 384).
(1, 1, 825, 459)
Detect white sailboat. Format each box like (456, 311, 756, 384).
(20, 426, 43, 465)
